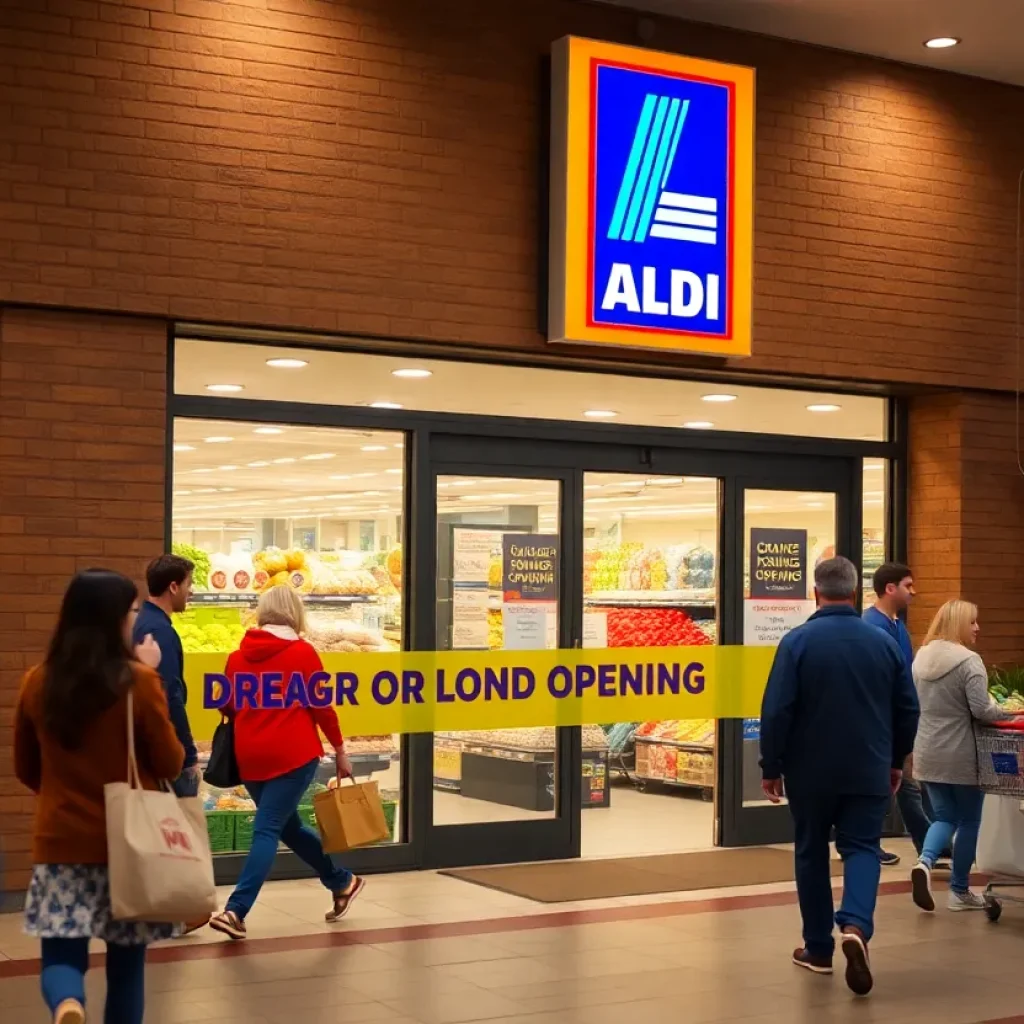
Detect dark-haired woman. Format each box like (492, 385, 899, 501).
(14, 569, 185, 1024)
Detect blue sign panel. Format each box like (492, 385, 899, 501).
(590, 63, 733, 340)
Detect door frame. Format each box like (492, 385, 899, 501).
(716, 455, 863, 848)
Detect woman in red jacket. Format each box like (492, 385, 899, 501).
(208, 586, 364, 940)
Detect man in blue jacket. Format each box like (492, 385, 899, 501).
(760, 556, 919, 997)
(133, 554, 197, 796)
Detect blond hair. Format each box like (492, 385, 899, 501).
(256, 585, 307, 634)
(923, 598, 978, 647)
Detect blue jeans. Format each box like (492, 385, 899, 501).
(920, 782, 984, 893)
(41, 937, 145, 1024)
(790, 791, 889, 959)
(226, 758, 352, 919)
(895, 777, 932, 853)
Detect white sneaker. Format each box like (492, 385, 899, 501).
(911, 862, 935, 912)
(948, 889, 985, 911)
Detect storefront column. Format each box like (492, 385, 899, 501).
(0, 307, 168, 906)
(908, 392, 1024, 668)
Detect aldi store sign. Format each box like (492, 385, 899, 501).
(549, 37, 754, 357)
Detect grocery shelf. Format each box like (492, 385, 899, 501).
(191, 592, 376, 605)
(635, 737, 714, 752)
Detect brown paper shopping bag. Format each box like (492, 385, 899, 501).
(313, 778, 389, 853)
(105, 694, 217, 922)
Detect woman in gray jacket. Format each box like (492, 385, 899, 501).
(910, 599, 1014, 912)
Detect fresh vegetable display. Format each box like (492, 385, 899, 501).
(585, 542, 715, 594)
(593, 607, 714, 648)
(990, 666, 1024, 711)
(173, 542, 211, 590)
(175, 620, 246, 653)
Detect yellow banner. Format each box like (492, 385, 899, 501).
(184, 646, 773, 742)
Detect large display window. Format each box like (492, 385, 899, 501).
(172, 419, 405, 856)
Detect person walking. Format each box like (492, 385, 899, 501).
(862, 562, 934, 866)
(760, 556, 919, 997)
(208, 585, 364, 941)
(910, 600, 1014, 912)
(14, 569, 185, 1024)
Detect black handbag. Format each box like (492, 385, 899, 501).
(203, 717, 241, 788)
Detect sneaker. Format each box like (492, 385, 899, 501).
(54, 999, 85, 1024)
(325, 876, 365, 922)
(208, 909, 247, 940)
(792, 947, 833, 975)
(932, 860, 952, 873)
(911, 862, 935, 912)
(948, 889, 985, 912)
(840, 927, 873, 996)
(879, 849, 901, 867)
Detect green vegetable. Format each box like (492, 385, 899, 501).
(172, 542, 211, 589)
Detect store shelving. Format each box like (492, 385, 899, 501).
(191, 592, 377, 606)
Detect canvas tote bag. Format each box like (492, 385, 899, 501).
(105, 692, 217, 922)
(313, 777, 389, 854)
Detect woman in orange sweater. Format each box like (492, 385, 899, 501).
(14, 569, 185, 1024)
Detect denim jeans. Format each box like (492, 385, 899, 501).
(920, 782, 985, 893)
(41, 937, 146, 1024)
(790, 791, 889, 959)
(226, 758, 352, 919)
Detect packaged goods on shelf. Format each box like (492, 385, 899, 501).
(439, 726, 609, 752)
(304, 611, 392, 653)
(636, 719, 715, 746)
(344, 734, 397, 756)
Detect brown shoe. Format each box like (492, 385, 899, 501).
(840, 927, 872, 996)
(326, 876, 365, 922)
(208, 909, 247, 941)
(792, 947, 833, 974)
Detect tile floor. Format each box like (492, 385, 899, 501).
(2, 839, 1022, 1024)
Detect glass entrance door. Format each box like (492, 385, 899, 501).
(719, 458, 860, 846)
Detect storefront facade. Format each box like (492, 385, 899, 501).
(1, 0, 1023, 904)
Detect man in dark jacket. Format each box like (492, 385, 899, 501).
(133, 554, 196, 796)
(760, 556, 919, 997)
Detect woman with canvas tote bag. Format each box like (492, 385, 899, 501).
(13, 570, 186, 1024)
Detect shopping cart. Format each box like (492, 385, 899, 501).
(975, 725, 1024, 921)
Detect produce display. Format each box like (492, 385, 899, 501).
(438, 726, 609, 751)
(636, 719, 715, 746)
(487, 608, 503, 650)
(304, 611, 396, 653)
(636, 742, 714, 787)
(592, 607, 714, 648)
(585, 542, 715, 594)
(990, 668, 1024, 712)
(173, 541, 211, 590)
(177, 619, 246, 654)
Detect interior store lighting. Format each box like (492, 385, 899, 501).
(584, 410, 618, 419)
(253, 427, 284, 435)
(924, 36, 959, 48)
(370, 401, 403, 410)
(701, 394, 736, 403)
(203, 436, 233, 444)
(206, 384, 244, 393)
(681, 421, 714, 429)
(806, 403, 841, 412)
(266, 358, 309, 368)
(173, 444, 195, 452)
(392, 368, 432, 379)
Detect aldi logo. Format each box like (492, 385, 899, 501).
(548, 38, 754, 358)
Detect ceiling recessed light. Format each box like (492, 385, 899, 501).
(584, 410, 617, 419)
(206, 383, 244, 393)
(301, 453, 336, 461)
(253, 427, 284, 436)
(681, 421, 714, 429)
(266, 358, 308, 369)
(701, 393, 737, 403)
(924, 36, 959, 49)
(173, 444, 195, 452)
(361, 445, 388, 452)
(218, 465, 239, 472)
(370, 401, 403, 410)
(203, 436, 233, 444)
(385, 468, 402, 475)
(806, 403, 841, 413)
(247, 460, 270, 468)
(192, 468, 214, 474)
(272, 457, 296, 465)
(392, 368, 432, 379)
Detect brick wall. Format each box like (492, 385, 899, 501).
(0, 308, 166, 899)
(908, 392, 1024, 669)
(1, 0, 1023, 390)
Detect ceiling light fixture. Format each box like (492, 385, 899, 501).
(806, 403, 841, 413)
(584, 410, 617, 419)
(361, 445, 388, 452)
(253, 427, 284, 436)
(301, 453, 336, 461)
(370, 401, 403, 410)
(924, 36, 959, 49)
(701, 393, 737, 403)
(681, 421, 714, 429)
(218, 465, 239, 472)
(266, 358, 308, 369)
(271, 457, 296, 465)
(206, 383, 244, 393)
(392, 368, 432, 379)
(247, 461, 270, 468)
(203, 436, 233, 444)
(173, 444, 195, 452)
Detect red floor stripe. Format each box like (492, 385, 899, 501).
(0, 879, 916, 979)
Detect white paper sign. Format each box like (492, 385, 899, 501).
(453, 529, 500, 584)
(452, 587, 489, 649)
(743, 599, 816, 647)
(502, 603, 549, 651)
(582, 611, 608, 649)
